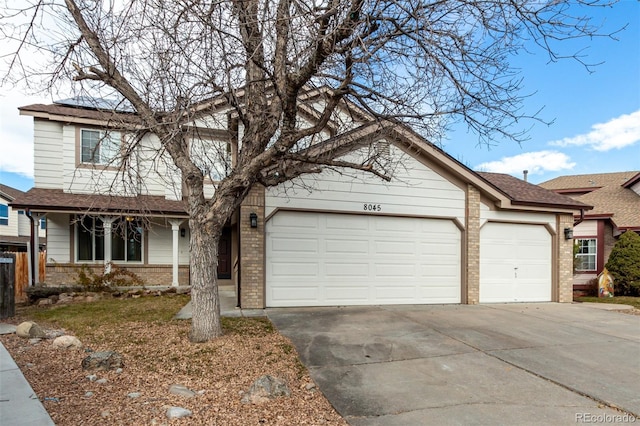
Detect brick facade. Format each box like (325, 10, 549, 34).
(557, 214, 575, 303)
(466, 185, 481, 304)
(45, 263, 190, 286)
(239, 184, 266, 309)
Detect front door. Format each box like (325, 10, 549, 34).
(217, 227, 232, 279)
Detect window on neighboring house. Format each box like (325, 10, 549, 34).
(576, 238, 597, 271)
(0, 204, 8, 226)
(80, 129, 120, 165)
(40, 218, 46, 230)
(77, 216, 143, 262)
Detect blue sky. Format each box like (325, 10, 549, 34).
(1, 1, 638, 191)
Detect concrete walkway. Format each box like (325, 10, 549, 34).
(0, 324, 55, 426)
(174, 285, 265, 319)
(268, 303, 640, 425)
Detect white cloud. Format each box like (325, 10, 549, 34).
(0, 96, 38, 178)
(0, 93, 49, 178)
(549, 110, 640, 151)
(475, 150, 576, 175)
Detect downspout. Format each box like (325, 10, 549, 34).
(27, 209, 35, 286)
(574, 209, 585, 227)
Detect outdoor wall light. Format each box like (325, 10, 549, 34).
(250, 212, 258, 228)
(180, 228, 186, 238)
(564, 227, 573, 240)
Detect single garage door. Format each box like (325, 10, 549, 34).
(266, 211, 461, 307)
(480, 222, 552, 303)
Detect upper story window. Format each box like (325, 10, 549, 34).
(0, 204, 8, 226)
(80, 129, 120, 165)
(575, 238, 597, 271)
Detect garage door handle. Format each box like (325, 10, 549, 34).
(514, 267, 518, 278)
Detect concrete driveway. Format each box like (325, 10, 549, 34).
(267, 303, 640, 425)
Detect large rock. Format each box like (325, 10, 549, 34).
(81, 351, 124, 371)
(15, 322, 47, 339)
(241, 375, 291, 405)
(53, 335, 83, 350)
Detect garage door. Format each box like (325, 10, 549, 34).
(480, 223, 552, 303)
(266, 211, 461, 307)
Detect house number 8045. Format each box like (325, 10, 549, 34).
(363, 203, 382, 212)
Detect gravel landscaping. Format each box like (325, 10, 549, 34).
(0, 294, 346, 425)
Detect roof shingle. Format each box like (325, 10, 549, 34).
(10, 188, 188, 217)
(540, 171, 640, 230)
(477, 172, 592, 210)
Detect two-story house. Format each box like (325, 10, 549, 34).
(540, 171, 640, 292)
(0, 183, 46, 252)
(11, 93, 590, 308)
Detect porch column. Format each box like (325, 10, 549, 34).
(101, 217, 115, 275)
(169, 219, 185, 287)
(31, 213, 46, 285)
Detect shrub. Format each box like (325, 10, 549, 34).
(75, 263, 145, 291)
(605, 231, 640, 296)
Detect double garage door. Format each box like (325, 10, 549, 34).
(266, 211, 461, 307)
(265, 212, 552, 307)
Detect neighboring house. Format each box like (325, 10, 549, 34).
(540, 171, 640, 290)
(0, 183, 46, 252)
(11, 94, 589, 308)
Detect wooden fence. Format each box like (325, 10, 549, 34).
(9, 252, 46, 303)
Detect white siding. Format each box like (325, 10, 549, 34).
(630, 181, 640, 196)
(266, 144, 466, 223)
(33, 120, 64, 189)
(147, 220, 189, 265)
(17, 211, 30, 236)
(574, 220, 597, 237)
(46, 213, 71, 263)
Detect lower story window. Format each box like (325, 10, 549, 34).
(77, 216, 143, 262)
(575, 238, 596, 271)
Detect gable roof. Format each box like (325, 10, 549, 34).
(477, 172, 591, 210)
(18, 98, 588, 215)
(0, 183, 25, 201)
(540, 171, 640, 230)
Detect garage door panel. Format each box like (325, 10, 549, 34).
(374, 240, 416, 256)
(325, 214, 369, 231)
(374, 263, 416, 277)
(324, 263, 369, 277)
(271, 237, 318, 254)
(325, 239, 369, 255)
(266, 212, 461, 307)
(270, 262, 319, 277)
(325, 286, 370, 302)
(480, 223, 551, 303)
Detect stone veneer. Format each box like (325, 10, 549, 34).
(239, 184, 266, 309)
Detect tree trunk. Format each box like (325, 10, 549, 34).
(189, 219, 222, 342)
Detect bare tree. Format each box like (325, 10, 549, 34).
(1, 0, 617, 341)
